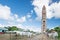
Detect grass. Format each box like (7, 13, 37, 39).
(58, 37, 60, 40)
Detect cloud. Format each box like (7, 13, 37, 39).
(25, 26, 41, 32)
(14, 14, 18, 19)
(31, 10, 33, 13)
(0, 4, 40, 32)
(50, 2, 60, 18)
(0, 4, 16, 21)
(0, 4, 11, 20)
(0, 24, 4, 27)
(32, 0, 60, 20)
(14, 14, 27, 23)
(16, 24, 41, 32)
(27, 14, 31, 18)
(17, 16, 26, 23)
(0, 4, 27, 23)
(0, 23, 40, 32)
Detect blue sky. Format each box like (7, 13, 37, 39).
(0, 0, 60, 32)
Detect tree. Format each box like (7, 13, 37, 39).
(54, 26, 60, 38)
(11, 26, 18, 31)
(54, 27, 60, 32)
(7, 26, 18, 31)
(19, 28, 24, 31)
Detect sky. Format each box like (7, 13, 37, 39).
(0, 0, 60, 32)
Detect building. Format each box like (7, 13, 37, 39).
(41, 5, 46, 33)
(41, 5, 48, 40)
(0, 27, 8, 34)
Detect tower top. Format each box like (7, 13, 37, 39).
(42, 5, 46, 13)
(42, 5, 46, 10)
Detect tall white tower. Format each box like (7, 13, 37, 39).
(42, 5, 46, 33)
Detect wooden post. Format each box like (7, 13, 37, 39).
(10, 32, 11, 40)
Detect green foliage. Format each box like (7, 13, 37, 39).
(25, 29, 30, 32)
(54, 26, 60, 38)
(47, 26, 60, 39)
(7, 26, 18, 31)
(24, 29, 36, 34)
(54, 27, 60, 32)
(30, 31, 36, 34)
(5, 26, 24, 31)
(46, 29, 50, 33)
(19, 28, 24, 31)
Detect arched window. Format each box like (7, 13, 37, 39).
(2, 30, 4, 32)
(43, 21, 45, 22)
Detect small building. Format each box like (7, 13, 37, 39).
(0, 27, 8, 34)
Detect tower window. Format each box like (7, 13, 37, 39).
(43, 21, 45, 22)
(43, 25, 45, 26)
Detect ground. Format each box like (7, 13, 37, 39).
(0, 34, 59, 40)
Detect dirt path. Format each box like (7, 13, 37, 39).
(27, 34, 54, 40)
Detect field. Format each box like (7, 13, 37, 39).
(0, 34, 59, 40)
(0, 34, 33, 40)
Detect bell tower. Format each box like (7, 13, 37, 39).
(42, 5, 46, 33)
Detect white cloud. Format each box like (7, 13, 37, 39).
(0, 4, 11, 20)
(17, 16, 26, 23)
(16, 24, 41, 32)
(32, 0, 60, 20)
(0, 4, 16, 21)
(14, 14, 18, 19)
(0, 3, 39, 32)
(25, 26, 41, 32)
(0, 24, 4, 27)
(50, 2, 60, 18)
(0, 4, 41, 32)
(27, 14, 31, 18)
(0, 4, 27, 23)
(31, 10, 33, 13)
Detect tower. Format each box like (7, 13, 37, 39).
(42, 5, 46, 33)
